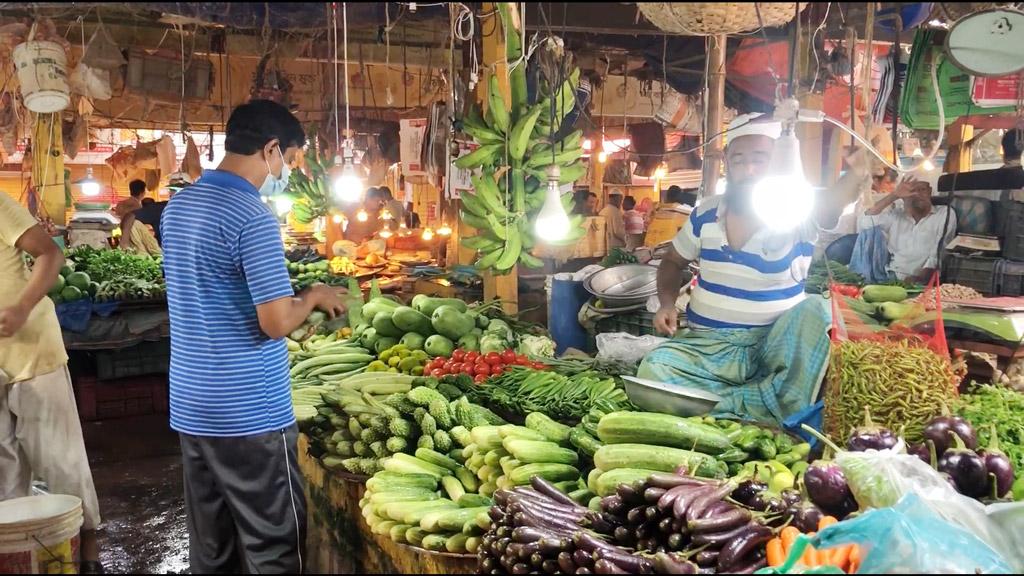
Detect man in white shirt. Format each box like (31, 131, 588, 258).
(858, 178, 957, 283)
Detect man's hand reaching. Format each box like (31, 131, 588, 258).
(654, 305, 679, 336)
(306, 284, 347, 319)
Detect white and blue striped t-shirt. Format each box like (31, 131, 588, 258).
(672, 196, 816, 329)
(161, 170, 296, 437)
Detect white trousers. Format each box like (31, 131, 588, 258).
(0, 366, 101, 530)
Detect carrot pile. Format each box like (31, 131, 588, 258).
(766, 516, 861, 574)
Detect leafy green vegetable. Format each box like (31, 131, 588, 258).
(804, 259, 864, 295)
(957, 383, 1024, 473)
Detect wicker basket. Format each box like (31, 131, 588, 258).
(637, 2, 807, 36)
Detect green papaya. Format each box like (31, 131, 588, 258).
(413, 296, 469, 317)
(363, 297, 401, 324)
(360, 327, 379, 350)
(425, 334, 455, 358)
(861, 285, 908, 304)
(476, 313, 490, 330)
(392, 306, 434, 335)
(372, 310, 404, 338)
(431, 305, 476, 341)
(400, 332, 427, 351)
(375, 337, 398, 355)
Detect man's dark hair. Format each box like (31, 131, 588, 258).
(141, 197, 155, 206)
(679, 189, 698, 207)
(379, 186, 394, 201)
(224, 99, 305, 155)
(1003, 129, 1023, 161)
(129, 179, 146, 198)
(664, 185, 684, 203)
(623, 196, 637, 210)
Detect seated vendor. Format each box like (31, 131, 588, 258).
(638, 113, 866, 426)
(857, 178, 957, 284)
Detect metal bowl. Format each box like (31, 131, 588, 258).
(584, 264, 659, 306)
(621, 375, 722, 417)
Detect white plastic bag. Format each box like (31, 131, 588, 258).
(836, 443, 1021, 571)
(596, 333, 667, 364)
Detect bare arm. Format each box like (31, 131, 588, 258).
(863, 191, 902, 216)
(0, 225, 64, 337)
(255, 284, 346, 340)
(815, 169, 868, 230)
(653, 247, 692, 335)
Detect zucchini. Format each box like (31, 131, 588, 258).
(389, 523, 412, 543)
(587, 467, 603, 494)
(502, 438, 579, 466)
(475, 509, 492, 530)
(596, 411, 733, 455)
(368, 490, 440, 505)
(470, 426, 504, 451)
(405, 527, 428, 547)
(372, 519, 397, 536)
(525, 412, 572, 444)
(476, 464, 499, 483)
(499, 457, 521, 476)
(465, 536, 482, 554)
(365, 472, 438, 492)
(478, 481, 497, 498)
(398, 500, 460, 525)
(415, 448, 462, 471)
(569, 427, 603, 457)
(421, 534, 448, 551)
(462, 520, 484, 536)
(454, 466, 479, 493)
(441, 475, 466, 502)
(457, 493, 492, 508)
(498, 425, 548, 442)
(593, 468, 660, 497)
(422, 506, 490, 533)
(483, 448, 509, 467)
(383, 453, 452, 479)
(446, 533, 470, 553)
(861, 284, 909, 303)
(594, 443, 721, 477)
(507, 463, 580, 486)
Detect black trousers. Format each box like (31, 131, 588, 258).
(180, 425, 306, 574)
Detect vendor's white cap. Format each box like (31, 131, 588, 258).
(728, 112, 782, 142)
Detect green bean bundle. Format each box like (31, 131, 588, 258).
(824, 339, 961, 443)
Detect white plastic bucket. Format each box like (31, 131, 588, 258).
(0, 495, 83, 574)
(13, 41, 71, 114)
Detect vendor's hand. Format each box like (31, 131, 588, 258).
(894, 177, 919, 198)
(306, 284, 347, 319)
(654, 305, 679, 336)
(0, 304, 30, 338)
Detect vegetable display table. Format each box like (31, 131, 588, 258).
(298, 434, 477, 574)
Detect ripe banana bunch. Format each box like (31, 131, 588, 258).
(286, 149, 330, 224)
(457, 65, 588, 273)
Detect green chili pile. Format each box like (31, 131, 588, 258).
(824, 339, 961, 443)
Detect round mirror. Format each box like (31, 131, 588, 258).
(946, 8, 1024, 77)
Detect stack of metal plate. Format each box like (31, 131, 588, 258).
(583, 264, 660, 307)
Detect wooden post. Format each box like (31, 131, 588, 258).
(701, 35, 726, 197)
(944, 119, 974, 174)
(478, 2, 518, 313)
(33, 113, 67, 226)
(591, 152, 605, 197)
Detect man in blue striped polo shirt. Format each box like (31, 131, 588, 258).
(162, 100, 346, 573)
(640, 113, 868, 426)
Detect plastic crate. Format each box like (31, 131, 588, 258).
(95, 339, 170, 381)
(74, 374, 168, 421)
(943, 254, 998, 295)
(1002, 201, 1024, 262)
(595, 309, 686, 337)
(995, 259, 1024, 296)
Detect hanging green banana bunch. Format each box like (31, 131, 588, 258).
(456, 2, 587, 274)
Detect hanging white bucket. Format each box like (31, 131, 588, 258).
(13, 40, 71, 114)
(0, 495, 83, 574)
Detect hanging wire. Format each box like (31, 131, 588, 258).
(331, 2, 340, 154)
(343, 2, 351, 139)
(810, 2, 833, 93)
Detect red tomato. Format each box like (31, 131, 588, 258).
(475, 363, 491, 377)
(465, 351, 480, 363)
(430, 368, 445, 378)
(443, 361, 454, 373)
(517, 358, 532, 366)
(485, 352, 502, 365)
(532, 362, 547, 370)
(464, 364, 475, 376)
(474, 374, 488, 384)
(450, 362, 464, 374)
(452, 349, 466, 362)
(501, 350, 517, 364)
(516, 354, 529, 363)
(490, 365, 504, 376)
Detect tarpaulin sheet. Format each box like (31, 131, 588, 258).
(62, 308, 170, 352)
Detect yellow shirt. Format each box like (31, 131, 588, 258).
(0, 194, 67, 383)
(123, 221, 162, 256)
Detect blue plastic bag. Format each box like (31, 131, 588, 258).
(810, 494, 1014, 574)
(783, 400, 824, 448)
(54, 298, 93, 333)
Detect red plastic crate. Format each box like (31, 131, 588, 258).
(74, 374, 168, 422)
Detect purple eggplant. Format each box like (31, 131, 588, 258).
(937, 433, 989, 498)
(779, 489, 803, 507)
(784, 501, 825, 532)
(688, 506, 751, 533)
(846, 406, 899, 452)
(717, 524, 773, 572)
(978, 424, 1016, 498)
(653, 552, 699, 574)
(906, 442, 931, 465)
(923, 406, 978, 455)
(730, 480, 767, 508)
(748, 490, 787, 514)
(804, 460, 852, 511)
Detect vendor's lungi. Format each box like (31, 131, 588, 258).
(637, 296, 831, 425)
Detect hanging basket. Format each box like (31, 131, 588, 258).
(637, 2, 807, 36)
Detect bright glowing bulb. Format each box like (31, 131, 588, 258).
(534, 166, 570, 242)
(332, 158, 363, 204)
(422, 228, 435, 241)
(273, 196, 293, 216)
(437, 222, 452, 236)
(379, 228, 393, 239)
(332, 213, 343, 224)
(356, 209, 369, 222)
(922, 158, 936, 172)
(380, 209, 393, 220)
(654, 164, 668, 179)
(582, 139, 593, 151)
(714, 180, 726, 196)
(751, 132, 815, 231)
(76, 167, 101, 197)
(597, 151, 608, 163)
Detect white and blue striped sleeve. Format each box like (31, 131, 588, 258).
(671, 210, 701, 261)
(236, 212, 294, 305)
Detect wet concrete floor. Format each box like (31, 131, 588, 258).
(83, 415, 190, 574)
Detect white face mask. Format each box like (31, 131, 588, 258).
(259, 146, 290, 198)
